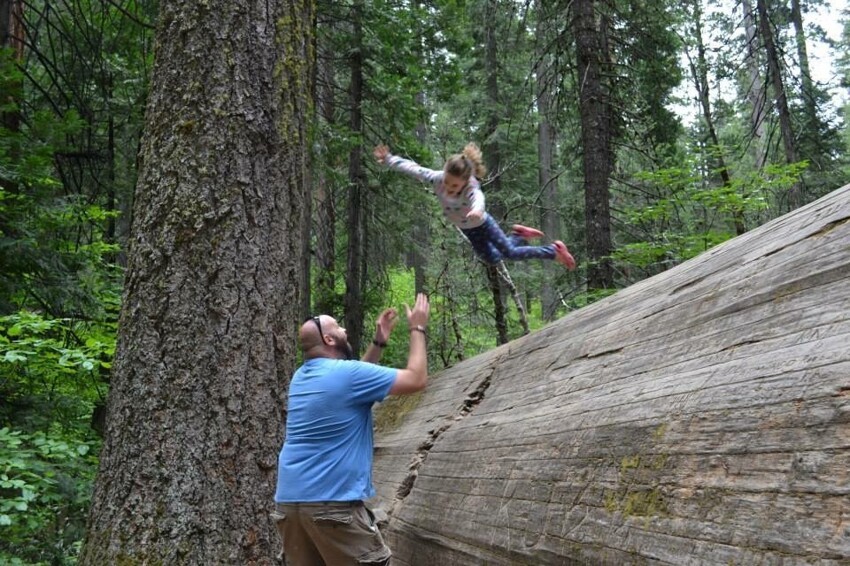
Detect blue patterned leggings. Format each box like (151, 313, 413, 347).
(462, 217, 555, 265)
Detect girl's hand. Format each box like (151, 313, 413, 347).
(373, 144, 390, 163)
(466, 209, 484, 222)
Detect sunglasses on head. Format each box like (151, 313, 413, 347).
(304, 315, 327, 345)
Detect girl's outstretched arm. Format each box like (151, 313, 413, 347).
(374, 144, 442, 185)
(465, 177, 487, 221)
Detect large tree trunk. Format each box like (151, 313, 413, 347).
(756, 0, 801, 209)
(571, 0, 614, 291)
(80, 0, 312, 562)
(344, 0, 366, 354)
(372, 183, 850, 565)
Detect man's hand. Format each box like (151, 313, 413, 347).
(389, 293, 431, 395)
(374, 308, 398, 344)
(373, 144, 390, 164)
(405, 293, 430, 330)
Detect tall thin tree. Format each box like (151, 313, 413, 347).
(757, 0, 801, 208)
(743, 0, 768, 169)
(683, 0, 744, 235)
(80, 0, 313, 561)
(791, 0, 817, 132)
(0, 0, 22, 137)
(571, 0, 615, 290)
(344, 0, 366, 354)
(483, 0, 508, 344)
(535, 0, 562, 320)
(313, 29, 338, 316)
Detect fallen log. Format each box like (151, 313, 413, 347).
(372, 184, 850, 565)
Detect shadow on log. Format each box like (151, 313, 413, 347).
(371, 185, 850, 565)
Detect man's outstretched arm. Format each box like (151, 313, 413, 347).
(389, 293, 430, 396)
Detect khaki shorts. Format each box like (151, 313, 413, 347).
(272, 501, 391, 566)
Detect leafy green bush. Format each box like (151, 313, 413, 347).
(0, 426, 99, 565)
(0, 312, 110, 565)
(614, 159, 809, 277)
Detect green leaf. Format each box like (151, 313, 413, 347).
(2, 350, 27, 363)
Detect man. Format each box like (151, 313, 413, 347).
(273, 293, 430, 565)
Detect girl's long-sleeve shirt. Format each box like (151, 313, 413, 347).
(384, 154, 487, 229)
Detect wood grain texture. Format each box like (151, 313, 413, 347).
(372, 185, 850, 565)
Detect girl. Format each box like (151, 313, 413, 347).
(373, 143, 576, 270)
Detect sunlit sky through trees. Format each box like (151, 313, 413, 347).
(673, 0, 848, 125)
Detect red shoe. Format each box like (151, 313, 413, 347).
(553, 241, 576, 270)
(512, 224, 545, 240)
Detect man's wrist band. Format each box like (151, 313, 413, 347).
(372, 339, 387, 348)
(410, 325, 427, 335)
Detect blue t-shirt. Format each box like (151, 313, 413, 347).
(275, 358, 398, 502)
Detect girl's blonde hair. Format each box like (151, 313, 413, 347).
(444, 142, 487, 181)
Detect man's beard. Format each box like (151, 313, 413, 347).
(335, 340, 355, 360)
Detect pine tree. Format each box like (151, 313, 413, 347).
(79, 0, 312, 561)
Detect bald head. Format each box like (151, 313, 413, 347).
(299, 315, 353, 360)
(299, 315, 328, 353)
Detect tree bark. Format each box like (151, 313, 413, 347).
(80, 0, 313, 562)
(571, 0, 614, 291)
(486, 264, 508, 345)
(344, 0, 366, 354)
